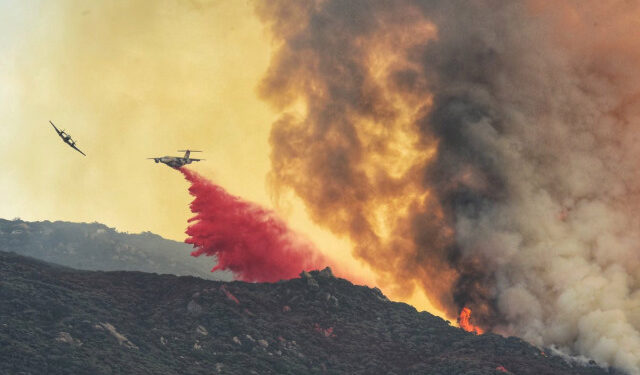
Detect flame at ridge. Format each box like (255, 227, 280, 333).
(458, 307, 484, 335)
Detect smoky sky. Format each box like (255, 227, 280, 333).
(256, 1, 640, 373)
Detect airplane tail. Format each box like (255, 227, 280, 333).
(178, 150, 202, 159)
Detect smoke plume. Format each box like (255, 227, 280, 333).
(255, 1, 640, 373)
(181, 168, 329, 282)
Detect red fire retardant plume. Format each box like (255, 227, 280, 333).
(180, 168, 330, 282)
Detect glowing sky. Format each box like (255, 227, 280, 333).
(0, 0, 441, 314)
(1, 0, 276, 236)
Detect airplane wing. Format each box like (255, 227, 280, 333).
(190, 158, 205, 161)
(49, 121, 63, 136)
(70, 143, 86, 156)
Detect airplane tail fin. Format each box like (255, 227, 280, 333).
(178, 150, 202, 159)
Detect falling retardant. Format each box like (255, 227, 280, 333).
(180, 167, 329, 282)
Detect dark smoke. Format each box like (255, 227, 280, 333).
(255, 1, 640, 372)
(181, 168, 330, 282)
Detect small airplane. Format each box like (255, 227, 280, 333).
(49, 121, 86, 156)
(148, 150, 204, 169)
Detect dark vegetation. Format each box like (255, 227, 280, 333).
(0, 219, 228, 280)
(0, 250, 620, 375)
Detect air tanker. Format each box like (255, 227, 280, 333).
(49, 121, 86, 156)
(148, 150, 204, 169)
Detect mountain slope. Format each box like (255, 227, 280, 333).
(0, 219, 228, 280)
(0, 251, 618, 375)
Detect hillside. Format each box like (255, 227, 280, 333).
(0, 219, 229, 280)
(0, 251, 619, 375)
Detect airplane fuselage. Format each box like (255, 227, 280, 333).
(152, 156, 193, 169)
(149, 150, 202, 169)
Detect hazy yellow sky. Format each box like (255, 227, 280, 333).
(0, 0, 441, 315)
(1, 0, 286, 238)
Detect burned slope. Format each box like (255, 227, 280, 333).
(0, 251, 618, 375)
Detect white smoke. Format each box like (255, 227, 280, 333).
(433, 3, 640, 373)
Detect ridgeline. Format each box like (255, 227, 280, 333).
(0, 250, 619, 375)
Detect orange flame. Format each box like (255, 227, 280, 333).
(458, 307, 484, 335)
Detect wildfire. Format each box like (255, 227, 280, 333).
(458, 307, 484, 335)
